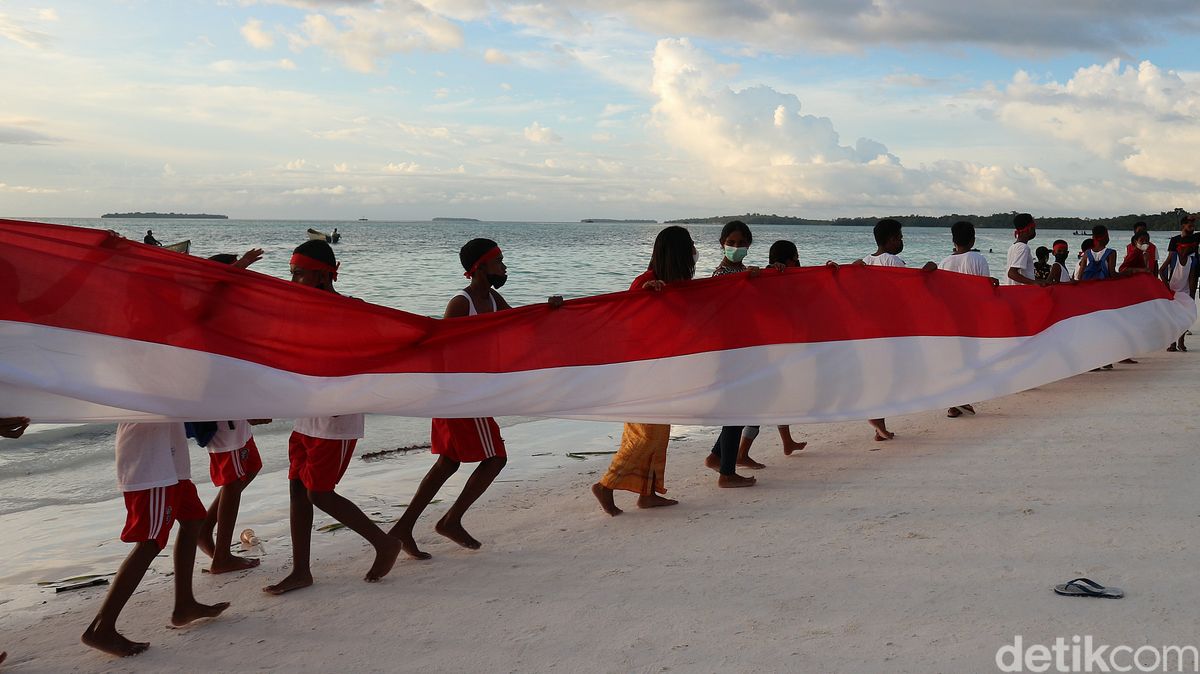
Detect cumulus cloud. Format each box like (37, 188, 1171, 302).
(285, 158, 308, 170)
(210, 58, 298, 73)
(241, 18, 274, 49)
(483, 48, 510, 64)
(0, 12, 52, 49)
(523, 121, 562, 143)
(383, 161, 420, 173)
(993, 59, 1200, 185)
(287, 1, 464, 73)
(37, 8, 59, 22)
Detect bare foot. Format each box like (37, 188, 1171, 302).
(946, 407, 962, 418)
(81, 621, 150, 657)
(868, 419, 894, 441)
(170, 600, 230, 627)
(959, 404, 975, 415)
(1119, 358, 1138, 364)
(717, 473, 757, 488)
(703, 453, 721, 473)
(782, 441, 807, 456)
(364, 536, 402, 583)
(591, 483, 623, 516)
(874, 430, 894, 442)
(263, 570, 313, 595)
(736, 456, 766, 469)
(209, 555, 260, 575)
(435, 516, 482, 550)
(398, 534, 433, 561)
(636, 494, 678, 508)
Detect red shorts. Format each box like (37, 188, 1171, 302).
(288, 432, 357, 492)
(431, 417, 506, 463)
(121, 480, 206, 550)
(209, 437, 263, 487)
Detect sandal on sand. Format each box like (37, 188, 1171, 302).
(1053, 578, 1124, 599)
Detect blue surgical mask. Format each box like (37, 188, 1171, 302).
(724, 246, 748, 263)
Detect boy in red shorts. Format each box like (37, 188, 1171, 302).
(82, 423, 230, 657)
(263, 240, 400, 595)
(196, 419, 270, 574)
(390, 239, 561, 558)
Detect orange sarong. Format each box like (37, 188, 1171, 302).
(598, 423, 670, 495)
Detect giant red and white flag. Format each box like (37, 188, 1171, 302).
(0, 219, 1193, 424)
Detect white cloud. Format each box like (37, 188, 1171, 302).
(993, 59, 1200, 186)
(333, 161, 349, 172)
(383, 161, 420, 173)
(499, 82, 512, 90)
(162, 163, 176, 177)
(285, 159, 307, 170)
(483, 47, 510, 64)
(0, 12, 52, 49)
(0, 118, 58, 144)
(523, 121, 561, 143)
(0, 181, 58, 194)
(241, 18, 275, 49)
(209, 58, 298, 73)
(37, 8, 59, 22)
(601, 103, 636, 117)
(288, 2, 464, 74)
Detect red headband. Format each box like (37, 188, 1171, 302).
(1052, 244, 1068, 252)
(464, 246, 501, 278)
(1014, 220, 1037, 238)
(290, 252, 339, 280)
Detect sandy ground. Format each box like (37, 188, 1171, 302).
(4, 345, 1200, 673)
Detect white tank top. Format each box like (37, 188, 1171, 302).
(457, 290, 496, 315)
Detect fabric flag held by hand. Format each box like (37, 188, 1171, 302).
(0, 219, 1194, 424)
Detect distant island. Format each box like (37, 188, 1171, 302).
(580, 219, 657, 223)
(666, 209, 1195, 232)
(432, 217, 480, 222)
(101, 212, 228, 219)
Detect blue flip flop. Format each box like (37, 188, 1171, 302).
(1053, 578, 1124, 599)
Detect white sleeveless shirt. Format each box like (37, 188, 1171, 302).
(457, 290, 497, 315)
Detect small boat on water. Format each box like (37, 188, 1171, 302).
(307, 228, 341, 244)
(164, 240, 190, 254)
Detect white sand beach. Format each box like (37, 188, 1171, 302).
(3, 339, 1199, 672)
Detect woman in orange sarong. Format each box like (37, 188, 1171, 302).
(590, 225, 696, 516)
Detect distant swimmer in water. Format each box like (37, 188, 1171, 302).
(143, 229, 161, 246)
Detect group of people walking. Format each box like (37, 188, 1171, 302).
(1, 211, 1194, 662)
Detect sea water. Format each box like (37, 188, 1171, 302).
(0, 217, 1112, 517)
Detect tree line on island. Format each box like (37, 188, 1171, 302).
(666, 208, 1194, 231)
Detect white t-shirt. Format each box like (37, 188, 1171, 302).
(1167, 253, 1196, 294)
(862, 252, 906, 267)
(293, 414, 365, 440)
(1004, 242, 1034, 285)
(938, 251, 990, 277)
(115, 422, 191, 492)
(206, 420, 254, 453)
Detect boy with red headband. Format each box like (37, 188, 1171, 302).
(390, 238, 562, 557)
(1161, 235, 1199, 352)
(1049, 240, 1073, 284)
(82, 423, 230, 657)
(264, 240, 401, 595)
(1004, 213, 1046, 286)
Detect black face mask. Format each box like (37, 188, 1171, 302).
(488, 274, 507, 289)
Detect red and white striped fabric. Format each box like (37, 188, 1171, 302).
(0, 219, 1194, 425)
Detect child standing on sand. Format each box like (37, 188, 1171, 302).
(1161, 235, 1199, 352)
(390, 239, 563, 554)
(592, 226, 696, 515)
(82, 423, 229, 657)
(704, 220, 764, 487)
(735, 239, 808, 469)
(264, 240, 401, 595)
(1004, 213, 1043, 286)
(1049, 240, 1073, 284)
(194, 251, 269, 575)
(855, 219, 937, 441)
(939, 221, 992, 418)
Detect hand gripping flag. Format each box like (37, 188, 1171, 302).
(0, 219, 1193, 424)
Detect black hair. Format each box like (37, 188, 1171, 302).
(1052, 239, 1068, 248)
(208, 253, 238, 265)
(1080, 238, 1094, 251)
(1133, 221, 1148, 233)
(951, 220, 975, 249)
(459, 238, 498, 273)
(293, 239, 337, 266)
(768, 240, 799, 265)
(649, 226, 695, 284)
(1131, 231, 1149, 244)
(1091, 224, 1108, 238)
(1013, 213, 1034, 230)
(719, 220, 752, 246)
(1182, 215, 1195, 225)
(873, 218, 902, 247)
(1035, 246, 1049, 261)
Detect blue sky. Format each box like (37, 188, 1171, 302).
(2, 0, 1199, 220)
